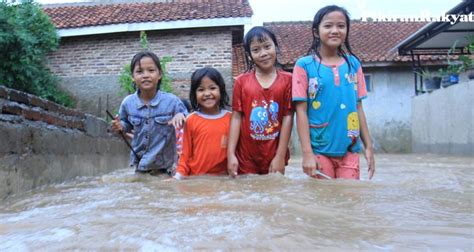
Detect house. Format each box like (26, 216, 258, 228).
(263, 21, 447, 153)
(42, 0, 253, 117)
(396, 0, 473, 155)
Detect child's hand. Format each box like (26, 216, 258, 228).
(269, 156, 285, 174)
(227, 153, 239, 177)
(110, 115, 123, 134)
(169, 113, 186, 128)
(365, 147, 375, 179)
(302, 152, 319, 177)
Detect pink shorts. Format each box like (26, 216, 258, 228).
(314, 152, 360, 180)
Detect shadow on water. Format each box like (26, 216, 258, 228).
(0, 154, 473, 250)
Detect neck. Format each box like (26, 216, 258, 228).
(319, 45, 339, 58)
(255, 66, 276, 76)
(200, 106, 220, 115)
(139, 89, 157, 104)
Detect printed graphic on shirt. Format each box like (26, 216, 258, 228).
(249, 100, 280, 140)
(347, 111, 360, 140)
(308, 77, 319, 99)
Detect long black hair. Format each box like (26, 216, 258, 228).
(243, 26, 281, 72)
(130, 51, 163, 90)
(308, 5, 359, 73)
(189, 67, 229, 111)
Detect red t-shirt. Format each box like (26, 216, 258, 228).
(232, 70, 292, 174)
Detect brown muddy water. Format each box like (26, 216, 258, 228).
(0, 154, 473, 250)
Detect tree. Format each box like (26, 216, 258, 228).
(0, 0, 74, 107)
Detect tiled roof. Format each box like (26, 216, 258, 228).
(265, 21, 444, 65)
(43, 0, 253, 29)
(232, 43, 246, 78)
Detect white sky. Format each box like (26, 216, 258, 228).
(37, 0, 461, 25)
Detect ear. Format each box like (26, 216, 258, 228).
(312, 27, 319, 38)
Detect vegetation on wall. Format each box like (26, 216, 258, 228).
(119, 31, 175, 95)
(0, 0, 75, 107)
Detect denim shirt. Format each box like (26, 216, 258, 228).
(119, 90, 187, 172)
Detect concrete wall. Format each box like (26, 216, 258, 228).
(0, 86, 129, 200)
(47, 27, 237, 117)
(362, 66, 415, 153)
(411, 80, 473, 155)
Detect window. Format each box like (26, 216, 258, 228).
(364, 74, 372, 92)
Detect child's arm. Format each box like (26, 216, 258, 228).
(227, 111, 242, 177)
(174, 122, 192, 180)
(169, 97, 189, 128)
(269, 114, 293, 174)
(357, 102, 375, 179)
(111, 104, 131, 134)
(294, 101, 319, 176)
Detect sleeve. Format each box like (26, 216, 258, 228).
(356, 66, 368, 101)
(292, 63, 309, 102)
(118, 99, 132, 133)
(175, 97, 189, 116)
(232, 76, 243, 112)
(176, 117, 193, 176)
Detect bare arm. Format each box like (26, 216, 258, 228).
(227, 111, 242, 177)
(269, 114, 293, 174)
(357, 102, 375, 179)
(294, 101, 318, 176)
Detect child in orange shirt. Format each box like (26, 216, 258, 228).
(174, 67, 231, 179)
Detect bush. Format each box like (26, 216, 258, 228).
(0, 0, 75, 107)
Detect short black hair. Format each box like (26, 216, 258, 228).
(243, 26, 281, 71)
(189, 67, 229, 111)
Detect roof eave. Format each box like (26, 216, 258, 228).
(395, 0, 474, 55)
(57, 17, 252, 37)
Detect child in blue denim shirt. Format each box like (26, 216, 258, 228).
(111, 51, 187, 175)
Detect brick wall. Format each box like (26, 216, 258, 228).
(0, 86, 86, 132)
(0, 85, 130, 199)
(47, 27, 237, 116)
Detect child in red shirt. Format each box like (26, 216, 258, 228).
(227, 26, 293, 176)
(174, 67, 231, 179)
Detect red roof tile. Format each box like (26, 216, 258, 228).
(43, 0, 253, 29)
(265, 21, 444, 65)
(232, 43, 246, 78)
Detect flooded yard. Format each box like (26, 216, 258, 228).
(0, 154, 473, 250)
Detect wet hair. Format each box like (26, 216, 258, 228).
(130, 51, 163, 90)
(189, 67, 229, 111)
(308, 5, 359, 73)
(243, 26, 281, 72)
(180, 98, 192, 113)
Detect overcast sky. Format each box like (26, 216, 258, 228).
(37, 0, 460, 25)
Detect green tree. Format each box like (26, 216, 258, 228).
(0, 0, 74, 107)
(119, 31, 175, 95)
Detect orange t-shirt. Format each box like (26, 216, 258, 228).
(176, 110, 231, 177)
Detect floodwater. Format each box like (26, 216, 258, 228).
(0, 154, 473, 251)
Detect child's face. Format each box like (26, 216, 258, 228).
(132, 56, 162, 93)
(196, 76, 221, 115)
(249, 35, 277, 72)
(317, 11, 347, 49)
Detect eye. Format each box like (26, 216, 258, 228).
(251, 48, 259, 53)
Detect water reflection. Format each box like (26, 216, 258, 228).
(1, 154, 472, 250)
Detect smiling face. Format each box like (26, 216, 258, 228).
(196, 76, 221, 115)
(317, 10, 347, 50)
(132, 56, 162, 93)
(249, 35, 277, 72)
